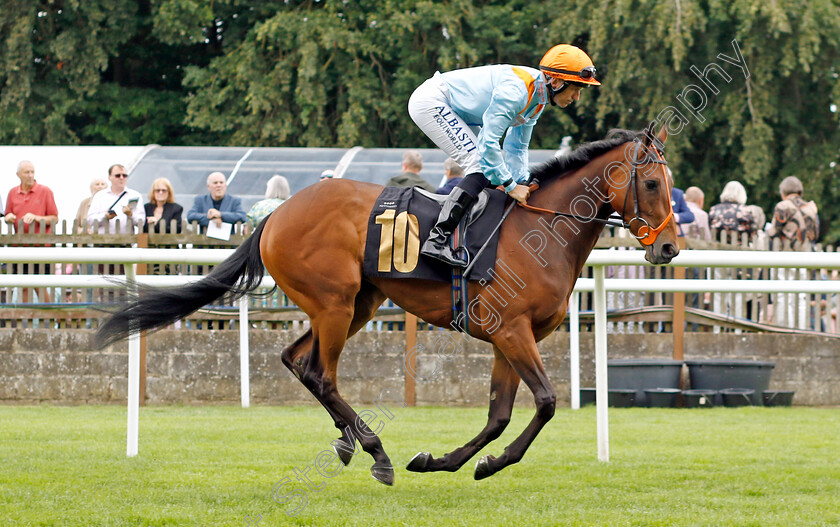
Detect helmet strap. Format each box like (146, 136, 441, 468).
(546, 80, 569, 106)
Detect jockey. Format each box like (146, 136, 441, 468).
(408, 44, 601, 267)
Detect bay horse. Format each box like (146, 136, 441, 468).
(97, 125, 678, 485)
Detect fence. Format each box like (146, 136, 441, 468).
(3, 220, 838, 336)
(583, 227, 839, 335)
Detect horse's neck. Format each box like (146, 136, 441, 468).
(527, 155, 616, 271)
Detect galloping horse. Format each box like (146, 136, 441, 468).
(98, 125, 678, 485)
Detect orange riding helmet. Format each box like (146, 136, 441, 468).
(539, 44, 601, 86)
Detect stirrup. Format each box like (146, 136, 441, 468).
(421, 239, 468, 268)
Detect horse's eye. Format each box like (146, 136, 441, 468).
(644, 180, 658, 191)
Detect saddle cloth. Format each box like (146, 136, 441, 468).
(362, 186, 507, 282)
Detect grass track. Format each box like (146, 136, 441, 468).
(1, 405, 838, 526)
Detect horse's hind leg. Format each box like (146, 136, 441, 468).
(281, 329, 355, 460)
(310, 284, 387, 467)
(406, 345, 520, 473)
(281, 284, 392, 483)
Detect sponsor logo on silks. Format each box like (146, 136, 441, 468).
(433, 106, 477, 154)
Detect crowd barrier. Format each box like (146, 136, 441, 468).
(4, 242, 840, 461)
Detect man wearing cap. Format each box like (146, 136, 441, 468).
(766, 176, 819, 250)
(408, 44, 601, 267)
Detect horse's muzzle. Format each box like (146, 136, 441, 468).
(644, 241, 678, 264)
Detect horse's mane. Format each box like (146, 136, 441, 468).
(530, 129, 644, 183)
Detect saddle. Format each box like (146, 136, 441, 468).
(413, 188, 491, 227)
(362, 186, 507, 282)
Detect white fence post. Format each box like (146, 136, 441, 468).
(239, 296, 250, 409)
(593, 266, 609, 462)
(569, 292, 581, 410)
(125, 264, 140, 457)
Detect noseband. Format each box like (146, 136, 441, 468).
(518, 139, 674, 245)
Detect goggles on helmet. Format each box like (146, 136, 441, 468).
(540, 65, 597, 82)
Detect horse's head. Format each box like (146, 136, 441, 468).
(608, 125, 679, 264)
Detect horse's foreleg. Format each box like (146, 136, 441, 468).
(474, 326, 556, 480)
(406, 345, 519, 473)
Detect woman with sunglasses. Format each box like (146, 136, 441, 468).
(143, 178, 183, 234)
(409, 44, 601, 267)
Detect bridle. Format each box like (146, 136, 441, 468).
(622, 140, 674, 245)
(518, 139, 674, 245)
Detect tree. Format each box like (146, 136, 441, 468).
(2, 0, 839, 242)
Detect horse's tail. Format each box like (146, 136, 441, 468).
(95, 218, 271, 348)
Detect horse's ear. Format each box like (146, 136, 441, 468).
(642, 122, 654, 147)
(656, 125, 668, 145)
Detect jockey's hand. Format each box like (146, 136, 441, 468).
(508, 184, 530, 203)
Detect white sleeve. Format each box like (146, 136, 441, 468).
(87, 192, 110, 224)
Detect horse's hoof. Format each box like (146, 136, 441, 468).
(474, 455, 495, 480)
(333, 439, 354, 466)
(406, 452, 432, 472)
(371, 463, 394, 486)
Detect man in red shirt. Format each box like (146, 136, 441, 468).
(4, 160, 59, 303)
(4, 160, 58, 234)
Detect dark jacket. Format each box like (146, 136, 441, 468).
(187, 194, 247, 233)
(143, 202, 183, 233)
(671, 188, 695, 237)
(386, 172, 435, 192)
(436, 177, 463, 195)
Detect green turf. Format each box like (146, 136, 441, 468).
(1, 404, 838, 526)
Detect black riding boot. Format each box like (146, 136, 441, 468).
(420, 187, 477, 268)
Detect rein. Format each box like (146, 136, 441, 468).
(517, 141, 673, 245)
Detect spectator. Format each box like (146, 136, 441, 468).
(143, 178, 183, 233)
(709, 181, 761, 238)
(319, 169, 335, 181)
(4, 160, 59, 303)
(386, 150, 435, 192)
(186, 171, 247, 234)
(87, 164, 146, 233)
(74, 177, 108, 233)
(766, 175, 819, 250)
(247, 175, 290, 229)
(4, 160, 59, 234)
(746, 204, 768, 248)
(683, 186, 711, 241)
(435, 158, 464, 195)
(667, 169, 694, 237)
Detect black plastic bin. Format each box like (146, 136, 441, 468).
(645, 388, 681, 408)
(682, 389, 717, 408)
(579, 388, 596, 406)
(763, 390, 795, 407)
(608, 389, 637, 407)
(686, 360, 774, 405)
(720, 388, 755, 407)
(608, 359, 684, 406)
